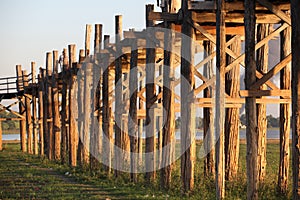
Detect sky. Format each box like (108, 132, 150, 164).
(0, 0, 281, 117)
(0, 0, 158, 76)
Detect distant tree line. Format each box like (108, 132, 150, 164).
(175, 114, 281, 129)
(0, 111, 19, 130)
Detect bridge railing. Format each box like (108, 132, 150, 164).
(0, 73, 33, 95)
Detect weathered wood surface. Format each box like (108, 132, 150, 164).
(245, 0, 259, 199)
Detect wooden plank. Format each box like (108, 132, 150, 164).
(196, 97, 291, 104)
(278, 21, 291, 194)
(148, 11, 178, 22)
(188, 1, 290, 11)
(192, 12, 283, 24)
(240, 90, 291, 97)
(252, 54, 291, 90)
(257, 0, 291, 25)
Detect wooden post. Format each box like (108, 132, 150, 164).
(225, 36, 241, 181)
(256, 24, 269, 182)
(145, 4, 156, 182)
(85, 24, 92, 57)
(114, 15, 123, 176)
(138, 72, 144, 167)
(23, 70, 33, 154)
(42, 68, 48, 156)
(52, 50, 61, 161)
(94, 24, 102, 54)
(291, 1, 300, 198)
(161, 22, 176, 189)
(38, 68, 44, 156)
(128, 39, 138, 182)
(215, 0, 225, 198)
(61, 48, 68, 163)
(91, 24, 103, 168)
(180, 0, 196, 192)
(203, 41, 215, 176)
(16, 65, 26, 152)
(245, 0, 258, 199)
(0, 122, 2, 151)
(68, 44, 78, 167)
(31, 62, 38, 155)
(278, 20, 291, 194)
(46, 52, 54, 160)
(82, 63, 93, 165)
(102, 53, 112, 174)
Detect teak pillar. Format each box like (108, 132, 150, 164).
(61, 48, 68, 163)
(215, 0, 225, 198)
(145, 4, 156, 182)
(180, 0, 196, 192)
(23, 70, 33, 154)
(31, 62, 38, 155)
(16, 65, 26, 152)
(52, 50, 61, 161)
(278, 21, 291, 194)
(245, 0, 258, 199)
(38, 68, 44, 156)
(291, 1, 300, 198)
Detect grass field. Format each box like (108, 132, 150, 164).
(0, 142, 292, 199)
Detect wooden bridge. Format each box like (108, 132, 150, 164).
(1, 0, 300, 199)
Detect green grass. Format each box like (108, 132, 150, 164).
(0, 142, 293, 199)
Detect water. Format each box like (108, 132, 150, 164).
(1, 129, 292, 141)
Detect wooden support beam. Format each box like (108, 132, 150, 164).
(16, 65, 26, 152)
(145, 4, 156, 182)
(203, 41, 215, 177)
(52, 51, 61, 161)
(38, 69, 44, 156)
(31, 62, 38, 155)
(161, 22, 176, 189)
(180, 0, 196, 192)
(102, 53, 112, 174)
(68, 44, 78, 167)
(82, 63, 92, 164)
(114, 15, 125, 177)
(23, 70, 33, 154)
(291, 1, 300, 198)
(257, 0, 291, 25)
(61, 48, 68, 163)
(251, 54, 292, 90)
(240, 90, 290, 97)
(225, 35, 241, 181)
(0, 122, 2, 151)
(245, 0, 258, 199)
(46, 52, 53, 159)
(128, 39, 138, 183)
(42, 68, 48, 157)
(278, 21, 291, 194)
(215, 0, 226, 198)
(94, 24, 102, 54)
(256, 24, 269, 183)
(85, 24, 92, 57)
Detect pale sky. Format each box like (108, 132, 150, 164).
(0, 0, 158, 76)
